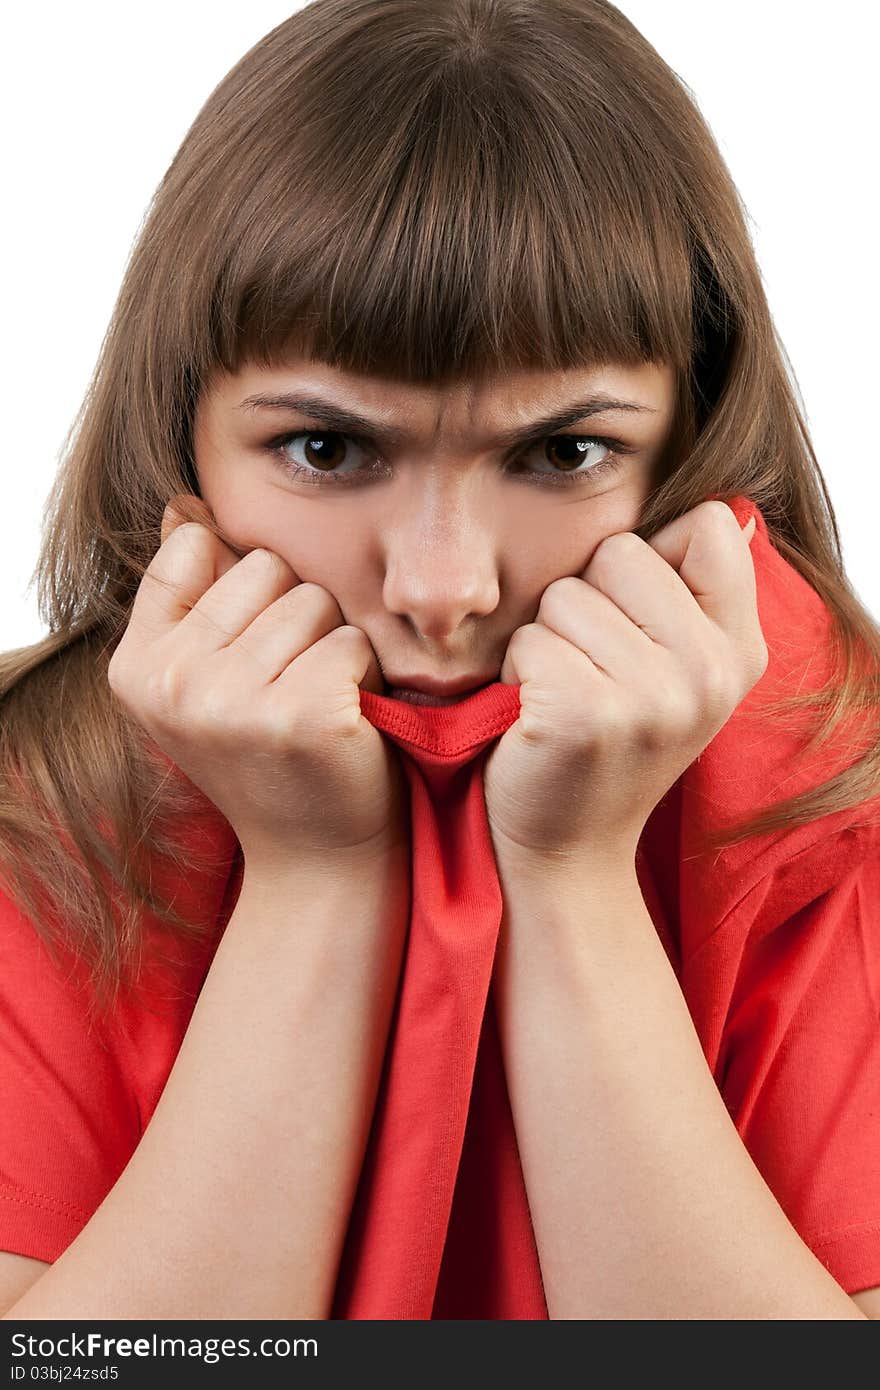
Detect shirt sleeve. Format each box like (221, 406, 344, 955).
(715, 844, 880, 1297)
(0, 883, 142, 1263)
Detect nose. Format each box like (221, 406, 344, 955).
(380, 481, 501, 640)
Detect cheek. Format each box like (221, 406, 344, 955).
(206, 487, 372, 604)
(500, 490, 643, 593)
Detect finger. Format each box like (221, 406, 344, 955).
(228, 581, 347, 685)
(499, 619, 603, 701)
(174, 543, 306, 659)
(640, 499, 760, 642)
(578, 529, 709, 663)
(578, 501, 757, 662)
(270, 620, 386, 710)
(130, 505, 299, 653)
(160, 495, 212, 546)
(535, 574, 655, 686)
(127, 516, 226, 646)
(161, 494, 241, 582)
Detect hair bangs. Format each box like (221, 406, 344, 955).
(192, 15, 696, 388)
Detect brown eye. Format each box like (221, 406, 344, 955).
(291, 431, 350, 471)
(266, 430, 375, 485)
(516, 433, 631, 485)
(543, 435, 605, 473)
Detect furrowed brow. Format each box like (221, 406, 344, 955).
(236, 390, 657, 449)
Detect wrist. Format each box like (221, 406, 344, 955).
(235, 836, 411, 968)
(241, 830, 409, 893)
(490, 833, 639, 895)
(492, 846, 651, 982)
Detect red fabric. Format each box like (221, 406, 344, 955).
(330, 681, 544, 1318)
(1, 493, 879, 1313)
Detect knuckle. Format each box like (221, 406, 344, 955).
(246, 546, 291, 580)
(107, 645, 138, 702)
(599, 530, 641, 556)
(262, 691, 311, 744)
(334, 622, 365, 642)
(590, 693, 633, 741)
(145, 526, 212, 591)
(270, 583, 307, 613)
(293, 580, 328, 600)
(752, 636, 770, 678)
(508, 622, 538, 656)
(196, 684, 241, 740)
(165, 521, 211, 554)
(697, 655, 735, 712)
(106, 649, 125, 692)
(639, 697, 691, 749)
(586, 530, 641, 577)
(695, 500, 740, 545)
(699, 499, 735, 525)
(326, 623, 369, 654)
(538, 576, 580, 621)
(289, 581, 342, 621)
(143, 660, 188, 714)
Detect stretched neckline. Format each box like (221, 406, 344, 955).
(359, 680, 522, 758)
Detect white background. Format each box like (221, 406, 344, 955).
(2, 1, 876, 650)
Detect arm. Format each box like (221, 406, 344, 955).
(492, 856, 869, 1320)
(3, 841, 410, 1321)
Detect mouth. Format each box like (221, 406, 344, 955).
(384, 682, 495, 706)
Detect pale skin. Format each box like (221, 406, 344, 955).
(189, 353, 877, 1319)
(192, 354, 679, 682)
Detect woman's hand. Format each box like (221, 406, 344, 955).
(483, 501, 766, 873)
(107, 494, 408, 875)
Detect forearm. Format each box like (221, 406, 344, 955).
(492, 860, 866, 1320)
(5, 843, 410, 1321)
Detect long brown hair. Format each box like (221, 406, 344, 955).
(2, 0, 877, 1015)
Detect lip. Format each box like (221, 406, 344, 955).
(383, 673, 498, 700)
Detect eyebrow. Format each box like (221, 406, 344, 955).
(236, 389, 657, 449)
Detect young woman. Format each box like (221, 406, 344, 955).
(1, 0, 878, 1320)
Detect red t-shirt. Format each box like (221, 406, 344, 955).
(1, 493, 878, 1315)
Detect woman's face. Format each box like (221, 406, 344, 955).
(193, 354, 679, 697)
